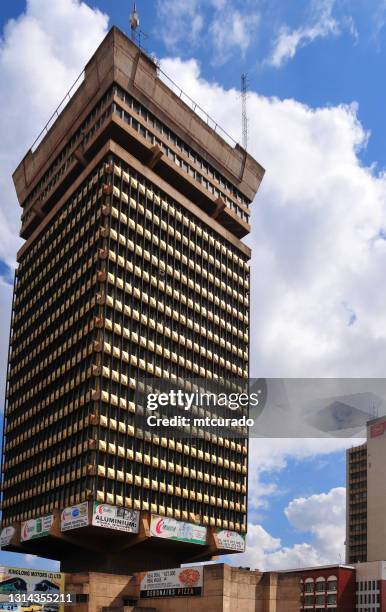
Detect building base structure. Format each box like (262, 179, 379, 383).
(65, 564, 301, 612)
(63, 562, 361, 612)
(2, 507, 238, 574)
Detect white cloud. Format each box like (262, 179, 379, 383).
(268, 0, 340, 67)
(156, 0, 259, 63)
(285, 487, 346, 561)
(24, 554, 35, 565)
(236, 487, 346, 570)
(0, 0, 109, 267)
(209, 9, 259, 65)
(248, 438, 353, 513)
(23, 554, 60, 571)
(162, 56, 386, 378)
(155, 0, 204, 51)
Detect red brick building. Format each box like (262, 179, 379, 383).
(295, 564, 356, 612)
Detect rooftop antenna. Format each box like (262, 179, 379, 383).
(130, 2, 140, 43)
(241, 73, 248, 150)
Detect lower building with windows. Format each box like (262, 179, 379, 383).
(64, 563, 359, 612)
(295, 565, 355, 612)
(355, 561, 386, 611)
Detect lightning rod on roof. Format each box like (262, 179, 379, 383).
(241, 73, 248, 150)
(130, 2, 140, 43)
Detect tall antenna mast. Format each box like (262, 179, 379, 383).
(241, 73, 248, 150)
(130, 2, 140, 43)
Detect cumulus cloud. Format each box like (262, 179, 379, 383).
(248, 438, 352, 513)
(209, 8, 259, 65)
(162, 56, 386, 378)
(0, 0, 109, 268)
(155, 0, 204, 51)
(268, 0, 340, 68)
(237, 487, 346, 570)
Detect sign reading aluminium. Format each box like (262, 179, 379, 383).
(140, 566, 203, 598)
(92, 503, 140, 533)
(61, 502, 88, 532)
(215, 528, 246, 552)
(21, 515, 54, 542)
(150, 515, 207, 545)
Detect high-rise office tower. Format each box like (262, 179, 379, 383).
(346, 416, 386, 565)
(1, 27, 264, 573)
(346, 443, 367, 563)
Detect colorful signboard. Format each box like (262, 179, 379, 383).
(215, 528, 246, 552)
(0, 528, 15, 549)
(140, 566, 203, 598)
(92, 503, 140, 533)
(60, 501, 88, 532)
(0, 566, 64, 612)
(150, 515, 207, 545)
(21, 515, 54, 542)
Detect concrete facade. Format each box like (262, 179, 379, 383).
(64, 563, 362, 612)
(2, 26, 264, 572)
(367, 418, 386, 563)
(346, 416, 386, 564)
(355, 560, 386, 610)
(65, 564, 301, 612)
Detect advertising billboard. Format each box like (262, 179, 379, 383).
(0, 566, 64, 612)
(92, 503, 139, 533)
(215, 529, 246, 552)
(150, 515, 207, 545)
(0, 528, 15, 549)
(60, 502, 88, 532)
(370, 420, 386, 438)
(21, 516, 54, 542)
(140, 566, 203, 598)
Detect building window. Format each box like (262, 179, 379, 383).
(304, 579, 314, 593)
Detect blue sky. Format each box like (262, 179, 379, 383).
(0, 0, 385, 572)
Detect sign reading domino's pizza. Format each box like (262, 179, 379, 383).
(150, 514, 207, 545)
(215, 528, 246, 551)
(92, 502, 140, 533)
(60, 502, 89, 532)
(140, 566, 203, 598)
